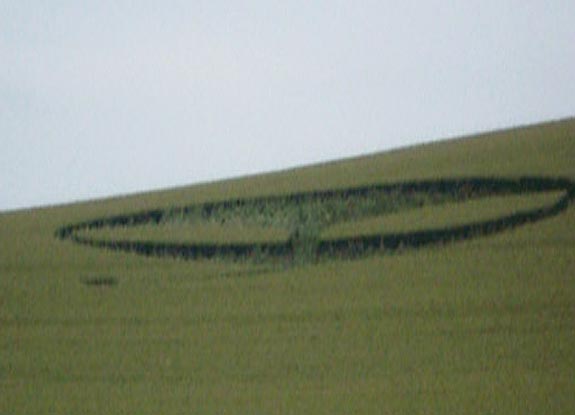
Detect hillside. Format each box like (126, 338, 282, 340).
(1, 118, 574, 414)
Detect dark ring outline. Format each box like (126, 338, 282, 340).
(56, 176, 575, 263)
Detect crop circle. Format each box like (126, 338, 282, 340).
(56, 176, 575, 265)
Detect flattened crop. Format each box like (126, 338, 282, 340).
(56, 176, 575, 265)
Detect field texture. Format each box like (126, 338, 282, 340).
(1, 118, 575, 414)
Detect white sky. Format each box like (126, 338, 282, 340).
(2, 1, 574, 211)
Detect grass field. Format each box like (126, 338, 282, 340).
(1, 118, 575, 414)
(322, 191, 565, 239)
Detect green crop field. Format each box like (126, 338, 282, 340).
(1, 118, 574, 414)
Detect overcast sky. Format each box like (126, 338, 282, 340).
(2, 1, 574, 211)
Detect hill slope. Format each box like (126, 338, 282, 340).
(1, 118, 574, 414)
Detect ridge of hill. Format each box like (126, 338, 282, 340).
(1, 117, 574, 414)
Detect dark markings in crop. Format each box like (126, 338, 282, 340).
(56, 176, 575, 265)
(81, 276, 118, 287)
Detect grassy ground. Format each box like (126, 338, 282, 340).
(77, 221, 291, 245)
(322, 191, 565, 239)
(1, 118, 574, 414)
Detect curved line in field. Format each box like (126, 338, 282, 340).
(56, 176, 575, 263)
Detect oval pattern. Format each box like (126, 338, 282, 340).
(56, 176, 575, 264)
